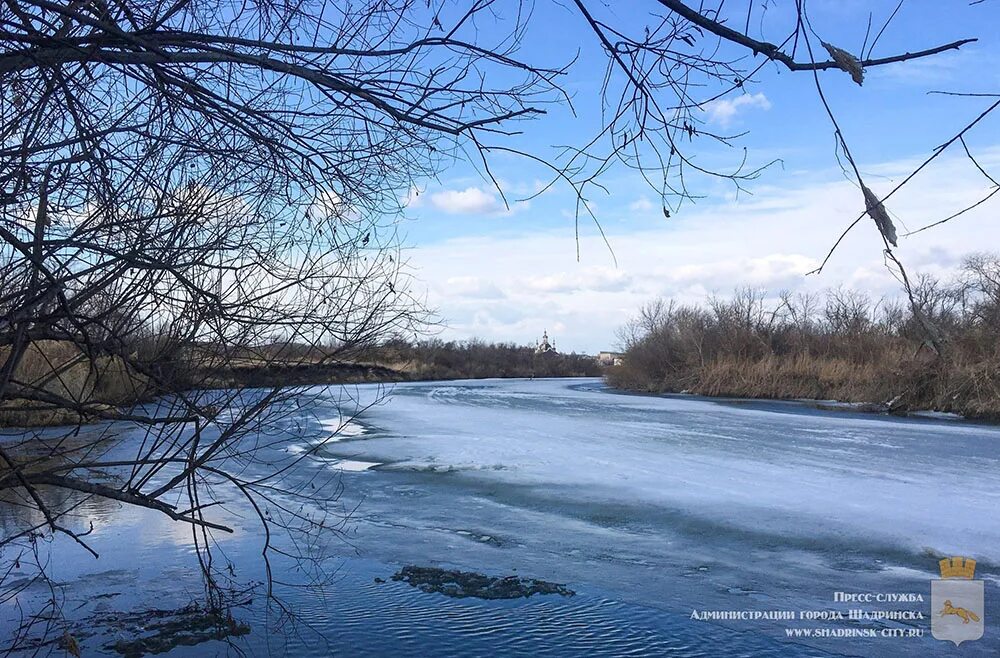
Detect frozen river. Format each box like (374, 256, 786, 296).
(3, 377, 998, 656)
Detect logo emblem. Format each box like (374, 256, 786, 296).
(932, 556, 984, 646)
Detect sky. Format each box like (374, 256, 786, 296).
(395, 1, 1000, 354)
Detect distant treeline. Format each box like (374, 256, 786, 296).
(361, 338, 602, 380)
(606, 253, 1000, 420)
(199, 338, 602, 389)
(0, 335, 601, 426)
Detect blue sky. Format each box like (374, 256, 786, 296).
(396, 1, 1000, 353)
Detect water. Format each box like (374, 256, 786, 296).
(2, 377, 998, 656)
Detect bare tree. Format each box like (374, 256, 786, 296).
(0, 0, 991, 652)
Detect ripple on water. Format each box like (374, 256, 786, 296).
(273, 575, 840, 658)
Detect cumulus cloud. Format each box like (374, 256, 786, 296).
(667, 254, 819, 291)
(408, 149, 1000, 353)
(428, 186, 503, 214)
(401, 186, 423, 209)
(702, 92, 772, 127)
(522, 267, 633, 294)
(443, 276, 506, 300)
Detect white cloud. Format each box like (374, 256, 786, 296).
(666, 254, 819, 291)
(428, 186, 503, 214)
(521, 267, 633, 294)
(405, 184, 532, 216)
(702, 92, 772, 128)
(408, 148, 1000, 354)
(401, 186, 423, 209)
(444, 276, 506, 299)
(628, 196, 655, 212)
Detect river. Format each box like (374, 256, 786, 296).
(2, 377, 998, 656)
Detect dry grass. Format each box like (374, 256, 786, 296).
(0, 341, 152, 426)
(609, 266, 1000, 421)
(693, 352, 904, 401)
(608, 351, 1000, 421)
(0, 340, 96, 402)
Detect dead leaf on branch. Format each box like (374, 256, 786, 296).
(822, 41, 864, 86)
(862, 184, 897, 247)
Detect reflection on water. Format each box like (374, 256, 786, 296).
(2, 378, 999, 656)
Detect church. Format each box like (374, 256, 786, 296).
(535, 330, 557, 355)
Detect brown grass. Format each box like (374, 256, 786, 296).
(608, 351, 1000, 422)
(0, 341, 152, 426)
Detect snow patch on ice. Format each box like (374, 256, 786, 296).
(318, 417, 368, 439)
(330, 459, 380, 472)
(909, 410, 964, 421)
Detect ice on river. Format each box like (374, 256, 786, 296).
(6, 377, 999, 656)
(298, 377, 1000, 655)
(318, 378, 1000, 566)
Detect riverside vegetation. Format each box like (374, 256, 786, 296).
(0, 337, 599, 427)
(200, 339, 601, 388)
(606, 253, 1000, 421)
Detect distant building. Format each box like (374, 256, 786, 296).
(597, 351, 624, 366)
(535, 330, 557, 355)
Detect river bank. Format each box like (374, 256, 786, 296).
(604, 352, 1000, 423)
(0, 339, 602, 427)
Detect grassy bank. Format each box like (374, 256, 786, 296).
(607, 351, 1000, 421)
(606, 254, 1000, 421)
(0, 340, 153, 427)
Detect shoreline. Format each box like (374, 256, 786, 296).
(0, 337, 603, 427)
(10, 365, 997, 429)
(597, 381, 1000, 426)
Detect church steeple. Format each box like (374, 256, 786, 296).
(535, 329, 556, 354)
